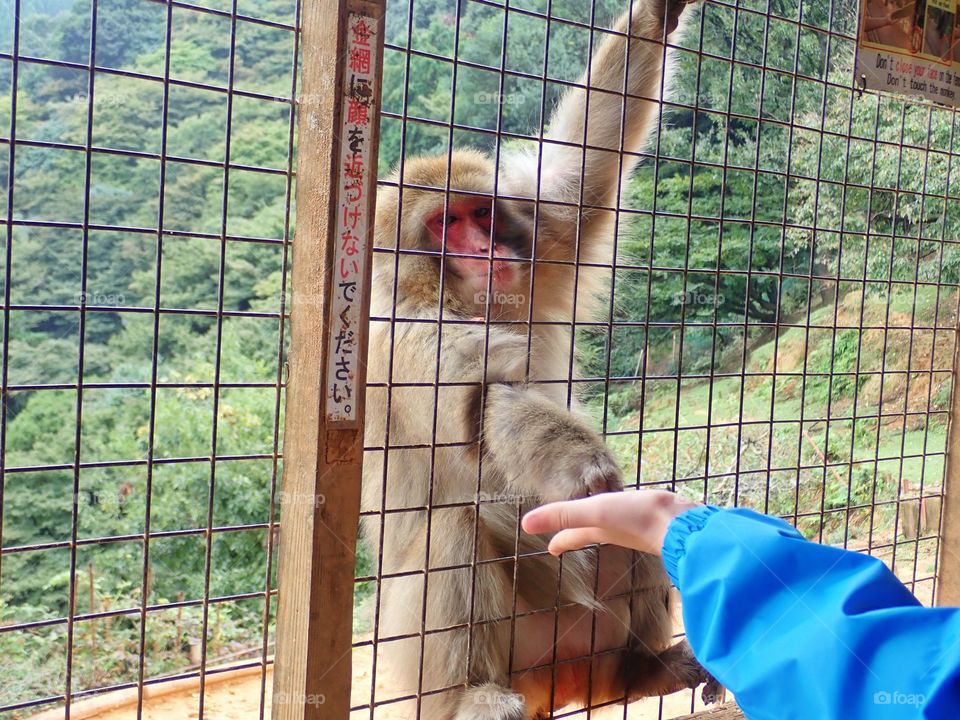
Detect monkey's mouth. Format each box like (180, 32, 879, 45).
(491, 258, 514, 285)
(449, 253, 518, 292)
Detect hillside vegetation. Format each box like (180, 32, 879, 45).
(2, 0, 295, 711)
(597, 290, 954, 543)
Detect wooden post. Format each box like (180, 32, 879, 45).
(272, 1, 385, 719)
(937, 322, 960, 606)
(677, 704, 744, 720)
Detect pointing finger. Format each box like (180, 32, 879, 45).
(521, 494, 614, 535)
(547, 527, 607, 555)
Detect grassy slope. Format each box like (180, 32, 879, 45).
(596, 288, 956, 561)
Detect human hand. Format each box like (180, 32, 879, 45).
(521, 489, 701, 556)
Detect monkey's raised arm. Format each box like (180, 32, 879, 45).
(504, 0, 691, 244)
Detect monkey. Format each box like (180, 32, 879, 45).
(360, 1, 718, 718)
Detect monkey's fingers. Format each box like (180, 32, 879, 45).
(582, 452, 623, 495)
(662, 0, 701, 36)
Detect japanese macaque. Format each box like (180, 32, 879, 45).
(361, 1, 717, 718)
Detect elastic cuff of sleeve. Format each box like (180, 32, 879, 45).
(662, 505, 721, 586)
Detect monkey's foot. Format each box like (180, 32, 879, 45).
(625, 640, 724, 704)
(701, 673, 725, 705)
(454, 683, 526, 720)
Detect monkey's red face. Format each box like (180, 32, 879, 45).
(425, 198, 520, 295)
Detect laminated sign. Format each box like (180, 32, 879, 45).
(857, 0, 960, 105)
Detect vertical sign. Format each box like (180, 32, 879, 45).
(325, 12, 378, 423)
(857, 0, 959, 105)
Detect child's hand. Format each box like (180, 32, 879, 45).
(521, 489, 701, 556)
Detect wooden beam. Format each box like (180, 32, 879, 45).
(272, 1, 385, 719)
(676, 702, 745, 720)
(937, 320, 960, 606)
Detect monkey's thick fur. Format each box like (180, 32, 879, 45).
(360, 2, 715, 718)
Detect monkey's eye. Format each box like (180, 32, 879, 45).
(445, 214, 459, 225)
(473, 207, 490, 218)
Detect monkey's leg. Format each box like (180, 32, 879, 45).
(625, 640, 723, 705)
(480, 384, 622, 503)
(403, 510, 537, 720)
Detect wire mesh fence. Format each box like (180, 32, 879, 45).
(0, 0, 297, 716)
(1, 0, 959, 719)
(353, 0, 960, 719)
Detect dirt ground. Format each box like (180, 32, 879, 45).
(85, 673, 272, 720)
(31, 640, 720, 720)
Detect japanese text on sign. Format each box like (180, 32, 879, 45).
(325, 12, 377, 423)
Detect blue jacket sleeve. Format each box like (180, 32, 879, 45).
(661, 506, 960, 720)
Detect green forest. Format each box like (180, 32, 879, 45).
(1, 0, 296, 710)
(2, 0, 959, 714)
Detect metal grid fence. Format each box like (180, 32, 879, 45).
(352, 0, 960, 719)
(1, 0, 959, 719)
(1, 0, 297, 716)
